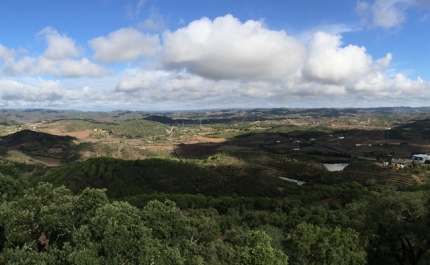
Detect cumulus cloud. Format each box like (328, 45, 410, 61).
(38, 27, 81, 60)
(114, 68, 355, 109)
(115, 70, 160, 92)
(162, 14, 306, 80)
(357, 0, 413, 29)
(57, 58, 114, 77)
(0, 78, 63, 102)
(302, 32, 392, 85)
(2, 27, 112, 78)
(89, 28, 159, 63)
(0, 76, 128, 109)
(353, 72, 428, 96)
(3, 56, 112, 77)
(115, 70, 220, 101)
(109, 14, 429, 108)
(0, 44, 15, 61)
(2, 14, 430, 109)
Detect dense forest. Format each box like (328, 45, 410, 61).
(1, 157, 430, 265)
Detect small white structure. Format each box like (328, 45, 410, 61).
(412, 154, 430, 163)
(338, 136, 344, 139)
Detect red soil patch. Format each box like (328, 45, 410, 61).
(58, 130, 92, 139)
(145, 145, 174, 151)
(194, 136, 227, 143)
(34, 156, 62, 166)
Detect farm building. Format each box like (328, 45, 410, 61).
(411, 154, 430, 163)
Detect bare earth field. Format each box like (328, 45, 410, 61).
(194, 136, 228, 143)
(145, 146, 174, 152)
(58, 130, 92, 139)
(34, 156, 62, 166)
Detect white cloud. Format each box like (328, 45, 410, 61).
(115, 70, 219, 101)
(139, 17, 164, 31)
(3, 56, 112, 77)
(0, 78, 63, 102)
(357, 0, 413, 29)
(0, 76, 128, 109)
(89, 28, 159, 63)
(2, 15, 430, 109)
(2, 27, 112, 78)
(295, 24, 361, 43)
(302, 32, 392, 85)
(38, 27, 81, 60)
(57, 58, 113, 77)
(162, 14, 306, 80)
(0, 44, 15, 61)
(116, 69, 161, 92)
(109, 15, 430, 108)
(352, 72, 429, 97)
(3, 56, 36, 75)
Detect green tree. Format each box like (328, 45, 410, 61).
(0, 173, 22, 203)
(66, 201, 182, 265)
(238, 230, 288, 265)
(347, 190, 430, 265)
(289, 222, 366, 265)
(0, 184, 186, 265)
(0, 183, 76, 248)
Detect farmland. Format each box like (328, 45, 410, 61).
(2, 107, 430, 264)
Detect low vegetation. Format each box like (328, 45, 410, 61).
(2, 107, 430, 264)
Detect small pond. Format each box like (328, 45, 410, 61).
(322, 163, 349, 171)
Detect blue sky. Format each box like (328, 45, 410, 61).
(0, 0, 429, 110)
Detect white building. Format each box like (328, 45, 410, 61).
(411, 154, 430, 163)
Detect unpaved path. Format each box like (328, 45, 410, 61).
(411, 174, 424, 184)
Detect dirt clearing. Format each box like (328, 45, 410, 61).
(34, 156, 62, 166)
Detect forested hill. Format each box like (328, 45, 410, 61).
(0, 129, 75, 146)
(59, 119, 168, 138)
(2, 175, 430, 264)
(37, 157, 227, 197)
(35, 155, 329, 199)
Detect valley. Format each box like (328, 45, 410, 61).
(2, 107, 430, 264)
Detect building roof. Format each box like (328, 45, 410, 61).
(412, 154, 430, 158)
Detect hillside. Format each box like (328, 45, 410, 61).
(0, 130, 76, 162)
